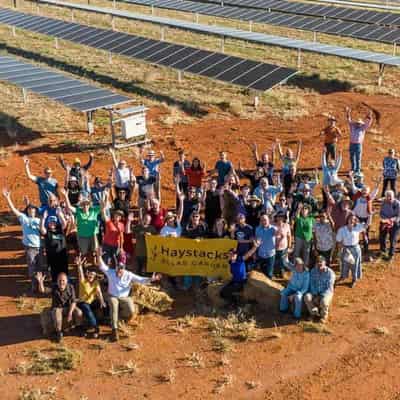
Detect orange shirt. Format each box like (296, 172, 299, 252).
(322, 126, 341, 144)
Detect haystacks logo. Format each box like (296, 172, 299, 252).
(150, 244, 229, 260)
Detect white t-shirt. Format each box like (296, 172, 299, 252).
(336, 224, 365, 247)
(115, 167, 131, 189)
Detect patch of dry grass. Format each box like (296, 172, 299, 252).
(299, 321, 332, 335)
(212, 337, 234, 354)
(18, 387, 57, 400)
(171, 314, 196, 332)
(208, 312, 258, 342)
(245, 381, 260, 390)
(118, 321, 134, 339)
(213, 374, 234, 394)
(264, 88, 310, 120)
(132, 284, 173, 313)
(184, 352, 205, 369)
(121, 342, 140, 352)
(107, 360, 138, 376)
(156, 368, 176, 383)
(371, 326, 389, 335)
(11, 347, 81, 375)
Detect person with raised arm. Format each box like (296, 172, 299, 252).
(58, 153, 94, 182)
(109, 148, 134, 198)
(320, 115, 342, 162)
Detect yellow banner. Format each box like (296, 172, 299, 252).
(146, 236, 237, 279)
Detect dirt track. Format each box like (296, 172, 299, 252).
(1, 91, 400, 399)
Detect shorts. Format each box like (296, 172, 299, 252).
(78, 236, 97, 255)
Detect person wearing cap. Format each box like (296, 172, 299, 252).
(292, 183, 318, 217)
(58, 153, 94, 182)
(320, 115, 342, 161)
(40, 208, 68, 283)
(160, 192, 184, 238)
(294, 203, 315, 268)
(280, 256, 310, 319)
(96, 247, 160, 342)
(346, 107, 373, 173)
(304, 256, 335, 323)
(313, 211, 335, 267)
(75, 255, 105, 339)
(2, 189, 43, 292)
(245, 195, 263, 229)
(23, 156, 58, 208)
(100, 190, 126, 266)
(140, 148, 165, 178)
(61, 188, 100, 258)
(379, 190, 400, 260)
(382, 149, 400, 196)
(336, 215, 366, 288)
(220, 240, 260, 305)
(324, 186, 353, 232)
(255, 214, 277, 279)
(88, 173, 112, 207)
(109, 148, 134, 198)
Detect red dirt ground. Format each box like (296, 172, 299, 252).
(1, 91, 400, 400)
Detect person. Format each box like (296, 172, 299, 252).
(210, 217, 229, 239)
(96, 247, 159, 342)
(238, 163, 267, 190)
(51, 272, 83, 342)
(64, 166, 81, 207)
(61, 189, 100, 258)
(76, 255, 106, 338)
(321, 148, 343, 187)
(294, 204, 314, 268)
(220, 241, 260, 306)
(2, 189, 42, 292)
(292, 183, 318, 216)
(178, 183, 201, 227)
(160, 194, 184, 238)
(134, 166, 157, 208)
(173, 150, 191, 198)
(253, 176, 282, 215)
(231, 213, 254, 257)
(346, 107, 373, 173)
(245, 195, 263, 229)
(202, 178, 221, 230)
(250, 143, 275, 184)
(313, 211, 335, 266)
(274, 212, 291, 276)
(382, 148, 400, 196)
(147, 198, 168, 233)
(113, 188, 130, 218)
(89, 175, 112, 207)
(184, 157, 206, 190)
(213, 151, 233, 186)
(127, 213, 157, 275)
(276, 139, 302, 197)
(320, 115, 342, 161)
(280, 257, 310, 319)
(379, 190, 400, 260)
(59, 154, 94, 182)
(41, 210, 68, 283)
(109, 148, 133, 197)
(336, 215, 366, 288)
(325, 188, 353, 232)
(140, 149, 165, 179)
(23, 156, 58, 208)
(304, 256, 335, 324)
(255, 214, 277, 279)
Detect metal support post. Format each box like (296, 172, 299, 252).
(12, 0, 17, 8)
(108, 52, 112, 64)
(221, 36, 225, 53)
(249, 20, 252, 31)
(160, 26, 165, 41)
(378, 63, 385, 87)
(22, 88, 27, 103)
(151, 5, 154, 15)
(36, 4, 39, 13)
(111, 15, 115, 30)
(195, 12, 199, 23)
(54, 37, 59, 49)
(177, 70, 183, 83)
(71, 9, 74, 21)
(297, 48, 302, 69)
(313, 31, 317, 42)
(11, 26, 16, 36)
(221, 0, 224, 6)
(87, 111, 94, 135)
(393, 43, 397, 56)
(113, 0, 116, 8)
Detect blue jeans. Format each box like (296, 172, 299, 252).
(349, 143, 362, 173)
(183, 276, 202, 290)
(258, 256, 275, 279)
(280, 288, 303, 318)
(78, 302, 98, 328)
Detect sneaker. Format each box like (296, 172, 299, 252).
(350, 281, 356, 288)
(55, 331, 63, 343)
(93, 327, 99, 339)
(311, 307, 320, 317)
(110, 329, 119, 342)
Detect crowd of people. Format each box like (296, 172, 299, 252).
(3, 107, 399, 341)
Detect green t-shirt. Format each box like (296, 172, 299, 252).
(75, 206, 101, 238)
(295, 216, 314, 242)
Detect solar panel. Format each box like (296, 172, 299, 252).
(0, 7, 297, 92)
(24, 0, 400, 68)
(0, 54, 131, 111)
(112, 0, 400, 44)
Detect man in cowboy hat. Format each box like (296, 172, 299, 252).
(245, 195, 263, 229)
(320, 115, 342, 161)
(346, 107, 373, 174)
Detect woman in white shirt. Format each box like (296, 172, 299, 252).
(336, 215, 366, 288)
(160, 196, 184, 238)
(109, 148, 133, 195)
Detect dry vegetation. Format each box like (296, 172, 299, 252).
(10, 347, 81, 375)
(18, 387, 57, 400)
(299, 321, 333, 335)
(107, 360, 139, 375)
(132, 283, 174, 313)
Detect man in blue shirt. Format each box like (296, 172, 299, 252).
(280, 257, 310, 319)
(255, 214, 277, 279)
(232, 213, 254, 257)
(23, 156, 58, 208)
(304, 256, 336, 323)
(140, 149, 165, 178)
(213, 151, 233, 186)
(220, 240, 260, 305)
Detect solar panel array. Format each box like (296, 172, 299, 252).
(0, 55, 130, 111)
(193, 0, 400, 28)
(119, 0, 400, 44)
(0, 8, 298, 91)
(35, 0, 400, 66)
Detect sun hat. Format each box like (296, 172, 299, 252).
(74, 158, 81, 164)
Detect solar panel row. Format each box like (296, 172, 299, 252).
(0, 55, 130, 111)
(34, 0, 400, 66)
(0, 7, 298, 91)
(193, 0, 400, 28)
(119, 0, 400, 44)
